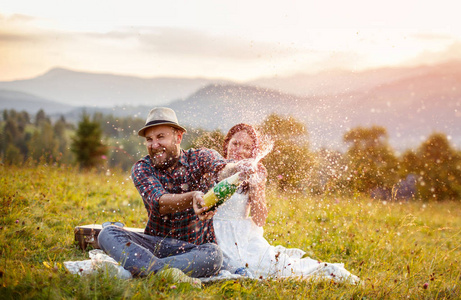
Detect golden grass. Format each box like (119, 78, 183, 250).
(1, 164, 460, 299)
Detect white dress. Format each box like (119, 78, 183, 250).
(213, 192, 360, 283)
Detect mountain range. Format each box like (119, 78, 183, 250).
(1, 61, 460, 151)
(0, 67, 230, 107)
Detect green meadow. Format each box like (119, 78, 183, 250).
(1, 164, 460, 299)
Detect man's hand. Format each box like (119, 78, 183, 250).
(192, 191, 216, 221)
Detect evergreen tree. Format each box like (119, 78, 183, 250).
(53, 116, 70, 162)
(35, 109, 49, 126)
(28, 122, 59, 163)
(71, 114, 108, 169)
(2, 118, 28, 161)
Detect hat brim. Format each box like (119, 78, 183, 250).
(138, 122, 187, 137)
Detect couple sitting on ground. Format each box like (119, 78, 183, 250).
(98, 107, 359, 287)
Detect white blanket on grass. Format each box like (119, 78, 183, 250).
(63, 250, 245, 283)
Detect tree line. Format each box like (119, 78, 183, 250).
(0, 109, 144, 171)
(189, 114, 461, 202)
(1, 109, 460, 201)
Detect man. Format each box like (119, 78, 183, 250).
(98, 107, 252, 282)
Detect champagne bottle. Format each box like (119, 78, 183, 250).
(202, 172, 244, 212)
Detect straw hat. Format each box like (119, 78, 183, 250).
(137, 107, 187, 137)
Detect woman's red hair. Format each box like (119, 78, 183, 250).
(222, 123, 260, 159)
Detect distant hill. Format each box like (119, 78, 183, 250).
(169, 84, 306, 129)
(168, 62, 461, 151)
(0, 68, 231, 107)
(1, 62, 460, 151)
(249, 61, 461, 97)
(0, 89, 74, 115)
(250, 68, 408, 96)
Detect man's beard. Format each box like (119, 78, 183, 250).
(149, 147, 179, 170)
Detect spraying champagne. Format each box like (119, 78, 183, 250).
(200, 136, 273, 213)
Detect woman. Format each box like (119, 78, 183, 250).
(213, 123, 359, 283)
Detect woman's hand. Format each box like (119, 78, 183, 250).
(235, 159, 256, 178)
(249, 163, 267, 187)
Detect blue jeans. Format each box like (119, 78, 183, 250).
(98, 225, 223, 278)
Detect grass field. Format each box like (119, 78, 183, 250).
(1, 164, 460, 299)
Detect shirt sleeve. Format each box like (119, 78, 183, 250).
(198, 148, 227, 181)
(131, 158, 166, 215)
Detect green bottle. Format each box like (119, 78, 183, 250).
(202, 172, 243, 211)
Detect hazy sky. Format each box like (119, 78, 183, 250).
(1, 0, 460, 81)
